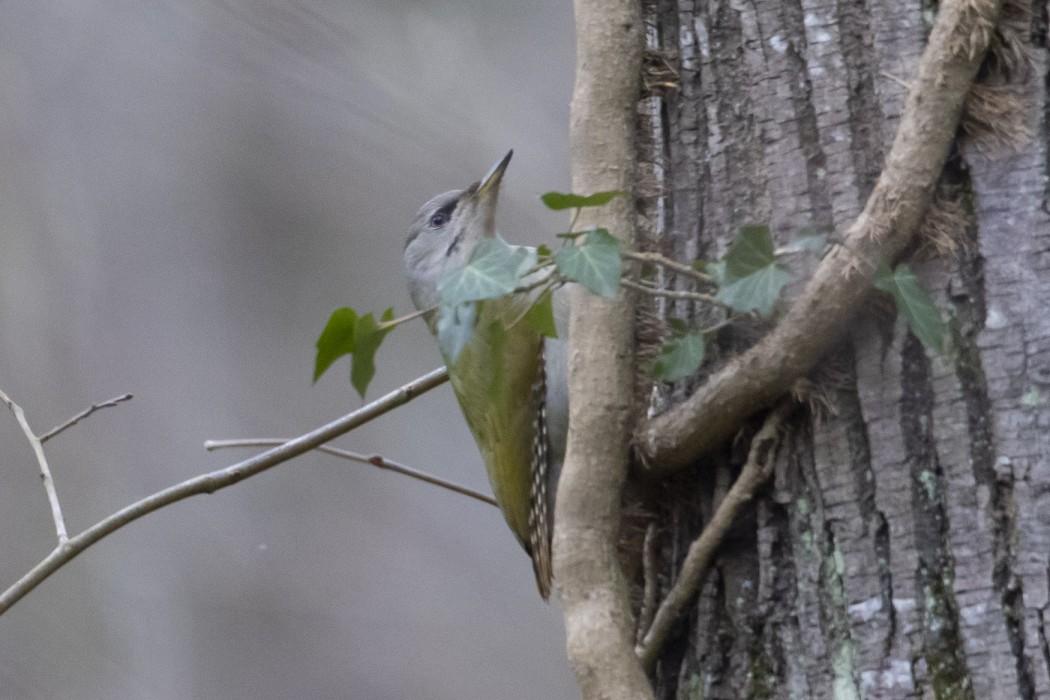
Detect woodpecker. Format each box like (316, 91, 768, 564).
(403, 152, 567, 599)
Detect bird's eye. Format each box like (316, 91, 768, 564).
(429, 211, 449, 228)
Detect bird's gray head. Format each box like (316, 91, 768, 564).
(404, 151, 512, 310)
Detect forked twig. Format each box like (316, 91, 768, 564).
(205, 438, 496, 506)
(0, 389, 69, 543)
(0, 367, 449, 616)
(40, 394, 134, 443)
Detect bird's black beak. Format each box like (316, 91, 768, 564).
(474, 150, 513, 200)
(462, 150, 512, 239)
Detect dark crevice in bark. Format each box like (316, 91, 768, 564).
(797, 421, 861, 696)
(949, 173, 1037, 699)
(872, 511, 896, 658)
(648, 0, 711, 268)
(900, 334, 975, 699)
(1004, 583, 1038, 700)
(746, 628, 778, 700)
(833, 0, 886, 204)
(694, 569, 731, 698)
(818, 346, 902, 671)
(839, 348, 898, 665)
(664, 2, 709, 263)
(666, 506, 765, 699)
(776, 0, 835, 234)
(723, 530, 763, 695)
(705, 1, 766, 229)
(635, 1, 673, 398)
(651, 593, 689, 700)
(1038, 606, 1050, 684)
(652, 495, 700, 700)
(752, 499, 795, 698)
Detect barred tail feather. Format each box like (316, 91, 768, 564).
(527, 344, 553, 600)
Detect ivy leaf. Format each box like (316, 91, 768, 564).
(723, 225, 776, 279)
(523, 290, 558, 338)
(314, 307, 358, 383)
(667, 317, 689, 334)
(438, 237, 535, 306)
(648, 330, 705, 382)
(554, 228, 622, 298)
(350, 308, 394, 398)
(703, 260, 726, 286)
(436, 301, 478, 363)
(715, 225, 791, 316)
(874, 261, 946, 352)
(513, 244, 539, 278)
(536, 244, 552, 258)
(715, 267, 792, 316)
(540, 190, 626, 211)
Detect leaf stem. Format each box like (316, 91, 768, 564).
(623, 251, 714, 285)
(513, 270, 559, 296)
(379, 306, 433, 330)
(621, 278, 735, 312)
(569, 207, 581, 233)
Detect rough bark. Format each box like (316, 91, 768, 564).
(555, 1, 652, 699)
(635, 0, 1050, 698)
(635, 0, 1004, 473)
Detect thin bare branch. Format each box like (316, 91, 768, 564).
(620, 278, 734, 311)
(204, 438, 496, 507)
(623, 250, 714, 284)
(379, 306, 432, 330)
(0, 367, 449, 616)
(0, 389, 68, 543)
(635, 401, 792, 669)
(39, 393, 134, 443)
(512, 269, 558, 296)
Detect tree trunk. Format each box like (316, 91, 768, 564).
(637, 1, 1050, 698)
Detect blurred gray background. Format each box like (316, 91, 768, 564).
(0, 2, 576, 698)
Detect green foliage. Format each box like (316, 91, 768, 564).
(540, 190, 626, 211)
(313, 307, 395, 398)
(436, 301, 479, 363)
(523, 291, 558, 338)
(438, 236, 537, 306)
(647, 318, 705, 382)
(715, 225, 792, 316)
(554, 228, 622, 299)
(316, 172, 860, 400)
(703, 259, 726, 284)
(314, 307, 358, 382)
(350, 309, 395, 398)
(874, 260, 946, 352)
